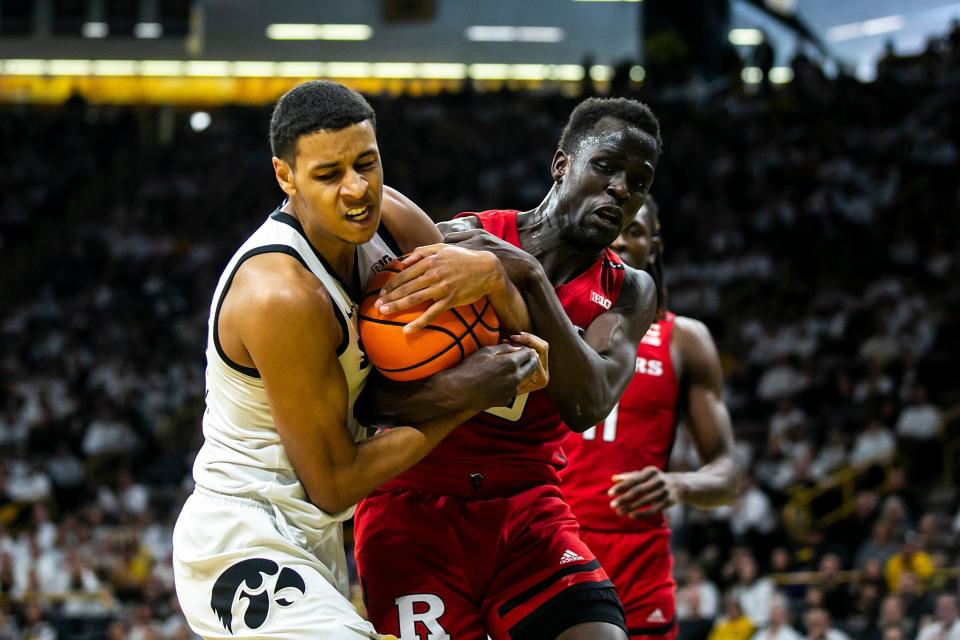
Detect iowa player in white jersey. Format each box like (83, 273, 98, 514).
(172, 81, 547, 640)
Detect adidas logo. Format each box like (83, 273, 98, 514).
(646, 609, 667, 624)
(560, 549, 584, 565)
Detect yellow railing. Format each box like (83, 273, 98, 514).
(782, 460, 893, 541)
(784, 401, 960, 541)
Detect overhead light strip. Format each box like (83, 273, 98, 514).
(465, 26, 565, 42)
(266, 23, 373, 41)
(0, 59, 611, 82)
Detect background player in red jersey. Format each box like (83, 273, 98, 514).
(352, 98, 661, 640)
(560, 196, 740, 640)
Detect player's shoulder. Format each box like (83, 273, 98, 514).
(233, 253, 337, 326)
(380, 186, 442, 252)
(672, 315, 721, 375)
(673, 315, 712, 339)
(614, 264, 656, 311)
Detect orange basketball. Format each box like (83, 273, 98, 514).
(358, 259, 500, 381)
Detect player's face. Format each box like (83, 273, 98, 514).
(613, 205, 658, 269)
(552, 116, 658, 251)
(273, 119, 383, 247)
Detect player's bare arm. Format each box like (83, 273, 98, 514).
(223, 253, 545, 514)
(609, 316, 738, 518)
(374, 217, 656, 430)
(373, 209, 531, 335)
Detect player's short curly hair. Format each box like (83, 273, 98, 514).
(558, 97, 662, 156)
(269, 80, 376, 165)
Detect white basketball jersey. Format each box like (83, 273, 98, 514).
(192, 206, 399, 558)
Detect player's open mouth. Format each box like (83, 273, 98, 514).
(593, 206, 623, 228)
(345, 206, 371, 222)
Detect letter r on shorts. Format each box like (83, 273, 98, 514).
(395, 594, 450, 640)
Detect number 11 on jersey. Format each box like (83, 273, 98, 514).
(582, 402, 619, 442)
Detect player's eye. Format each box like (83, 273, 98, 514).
(315, 172, 337, 181)
(593, 160, 614, 174)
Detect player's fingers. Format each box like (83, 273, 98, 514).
(402, 299, 450, 334)
(609, 468, 657, 493)
(379, 276, 439, 310)
(509, 333, 549, 369)
(611, 479, 664, 508)
(379, 261, 430, 301)
(399, 244, 445, 266)
(513, 347, 541, 381)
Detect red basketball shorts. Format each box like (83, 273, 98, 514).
(579, 528, 677, 640)
(354, 484, 626, 640)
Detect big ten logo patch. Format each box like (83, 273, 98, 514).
(590, 291, 612, 310)
(641, 322, 662, 347)
(370, 254, 395, 274)
(395, 594, 450, 640)
(635, 357, 663, 377)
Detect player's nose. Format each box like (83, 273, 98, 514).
(341, 168, 368, 201)
(606, 174, 629, 205)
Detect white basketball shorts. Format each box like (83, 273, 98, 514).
(173, 489, 379, 640)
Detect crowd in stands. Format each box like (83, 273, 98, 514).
(1, 20, 958, 640)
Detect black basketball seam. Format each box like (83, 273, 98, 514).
(449, 306, 484, 348)
(472, 299, 500, 333)
(358, 314, 467, 373)
(361, 327, 466, 373)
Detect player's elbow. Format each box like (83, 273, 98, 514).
(304, 483, 356, 516)
(560, 393, 615, 432)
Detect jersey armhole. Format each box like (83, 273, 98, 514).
(213, 245, 350, 378)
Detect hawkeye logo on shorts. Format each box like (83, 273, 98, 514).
(210, 558, 306, 634)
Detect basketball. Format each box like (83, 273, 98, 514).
(358, 259, 501, 381)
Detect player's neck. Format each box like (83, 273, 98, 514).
(518, 198, 605, 285)
(283, 202, 357, 286)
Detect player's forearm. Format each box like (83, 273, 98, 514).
(673, 455, 738, 509)
(313, 409, 475, 513)
(519, 270, 620, 430)
(356, 370, 488, 426)
(486, 277, 531, 334)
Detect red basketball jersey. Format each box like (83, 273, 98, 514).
(560, 313, 680, 532)
(383, 209, 626, 492)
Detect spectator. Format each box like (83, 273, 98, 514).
(754, 594, 803, 640)
(884, 533, 934, 594)
(804, 608, 850, 640)
(708, 597, 755, 640)
(916, 594, 960, 640)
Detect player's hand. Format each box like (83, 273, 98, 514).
(456, 342, 543, 409)
(509, 332, 549, 395)
(443, 229, 540, 287)
(608, 467, 685, 519)
(376, 245, 506, 333)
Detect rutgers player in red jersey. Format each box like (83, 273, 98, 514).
(560, 196, 739, 640)
(352, 98, 662, 640)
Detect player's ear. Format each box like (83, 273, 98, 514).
(550, 149, 567, 183)
(273, 156, 297, 197)
(649, 236, 663, 265)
